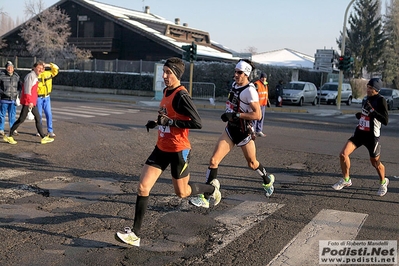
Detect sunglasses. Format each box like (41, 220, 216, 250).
(235, 70, 244, 75)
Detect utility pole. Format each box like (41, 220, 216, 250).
(337, 0, 355, 110)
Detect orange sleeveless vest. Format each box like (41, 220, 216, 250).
(254, 80, 268, 106)
(157, 86, 191, 152)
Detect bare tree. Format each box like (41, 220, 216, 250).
(24, 0, 46, 18)
(244, 46, 258, 55)
(0, 9, 11, 49)
(20, 3, 91, 59)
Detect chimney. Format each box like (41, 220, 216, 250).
(144, 6, 150, 14)
(183, 23, 188, 27)
(175, 18, 180, 25)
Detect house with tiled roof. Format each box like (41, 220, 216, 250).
(0, 0, 239, 62)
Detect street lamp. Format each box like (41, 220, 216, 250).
(337, 0, 355, 110)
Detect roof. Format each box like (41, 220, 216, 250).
(252, 48, 315, 69)
(73, 0, 240, 61)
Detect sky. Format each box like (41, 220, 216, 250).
(1, 0, 364, 56)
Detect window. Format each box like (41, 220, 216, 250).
(84, 22, 94, 37)
(104, 22, 114, 37)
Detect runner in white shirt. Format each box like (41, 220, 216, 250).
(190, 59, 276, 208)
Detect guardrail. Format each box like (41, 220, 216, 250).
(181, 82, 216, 100)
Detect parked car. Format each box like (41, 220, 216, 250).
(282, 81, 318, 106)
(362, 88, 399, 110)
(319, 82, 353, 105)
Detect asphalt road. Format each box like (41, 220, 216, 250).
(0, 95, 398, 266)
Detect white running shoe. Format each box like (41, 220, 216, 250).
(377, 178, 389, 197)
(263, 174, 275, 197)
(189, 194, 210, 208)
(332, 178, 352, 190)
(256, 132, 266, 137)
(210, 179, 221, 206)
(116, 227, 140, 247)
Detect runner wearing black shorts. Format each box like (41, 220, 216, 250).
(116, 58, 221, 247)
(332, 78, 389, 196)
(190, 59, 276, 209)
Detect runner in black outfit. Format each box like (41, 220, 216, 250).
(332, 78, 389, 196)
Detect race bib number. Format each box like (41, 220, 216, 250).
(226, 101, 234, 111)
(358, 115, 370, 131)
(158, 125, 171, 137)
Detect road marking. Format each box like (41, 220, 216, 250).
(204, 202, 284, 259)
(76, 106, 125, 114)
(50, 110, 94, 118)
(337, 114, 355, 119)
(267, 209, 368, 265)
(0, 169, 31, 180)
(52, 108, 110, 116)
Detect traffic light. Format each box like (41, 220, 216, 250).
(337, 55, 353, 72)
(343, 55, 354, 72)
(338, 56, 344, 70)
(182, 45, 191, 61)
(181, 42, 197, 62)
(190, 42, 197, 61)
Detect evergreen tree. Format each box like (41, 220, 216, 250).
(340, 0, 385, 78)
(382, 0, 399, 88)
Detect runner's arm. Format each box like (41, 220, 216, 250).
(371, 97, 389, 125)
(172, 90, 202, 129)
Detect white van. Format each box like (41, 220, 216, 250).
(282, 81, 318, 106)
(319, 82, 353, 105)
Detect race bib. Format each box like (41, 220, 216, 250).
(158, 125, 171, 137)
(358, 115, 370, 131)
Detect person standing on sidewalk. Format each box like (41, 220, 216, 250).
(115, 57, 221, 247)
(36, 62, 59, 137)
(189, 59, 276, 209)
(0, 61, 22, 137)
(253, 72, 269, 137)
(332, 78, 389, 196)
(275, 79, 284, 107)
(3, 61, 54, 145)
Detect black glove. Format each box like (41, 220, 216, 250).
(355, 112, 361, 120)
(145, 120, 157, 132)
(221, 112, 239, 122)
(157, 114, 174, 126)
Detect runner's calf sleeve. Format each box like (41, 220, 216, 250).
(256, 163, 271, 184)
(205, 167, 218, 184)
(133, 195, 149, 237)
(189, 182, 215, 195)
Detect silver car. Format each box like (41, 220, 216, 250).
(319, 82, 353, 106)
(282, 81, 318, 106)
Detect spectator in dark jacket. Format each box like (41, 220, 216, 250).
(275, 80, 284, 107)
(0, 61, 22, 136)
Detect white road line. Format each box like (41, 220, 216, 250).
(0, 169, 31, 180)
(204, 202, 284, 259)
(337, 114, 355, 119)
(50, 110, 94, 118)
(77, 106, 125, 114)
(267, 209, 368, 265)
(51, 109, 110, 116)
